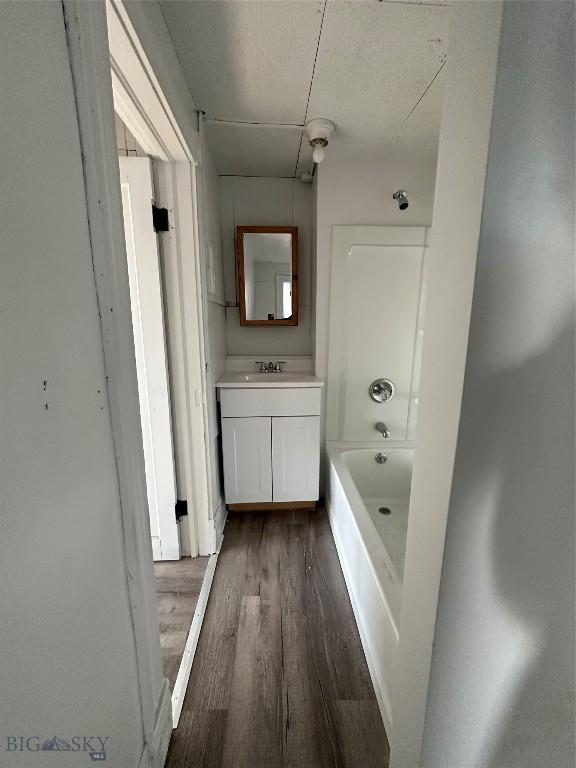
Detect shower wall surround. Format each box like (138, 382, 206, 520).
(326, 226, 429, 443)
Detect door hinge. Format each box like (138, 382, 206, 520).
(152, 204, 169, 233)
(175, 499, 188, 521)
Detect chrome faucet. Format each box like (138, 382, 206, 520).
(375, 422, 391, 438)
(255, 361, 286, 373)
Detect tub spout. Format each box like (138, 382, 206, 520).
(375, 422, 390, 438)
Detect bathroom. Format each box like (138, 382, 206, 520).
(4, 2, 572, 768)
(71, 1, 575, 765)
(160, 0, 484, 763)
(168, 0, 450, 760)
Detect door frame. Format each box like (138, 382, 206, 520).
(63, 0, 218, 756)
(106, 0, 215, 558)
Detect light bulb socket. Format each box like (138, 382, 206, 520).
(305, 119, 335, 165)
(310, 137, 328, 164)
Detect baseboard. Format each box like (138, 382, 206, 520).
(326, 500, 393, 736)
(171, 551, 219, 728)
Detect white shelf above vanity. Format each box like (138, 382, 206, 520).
(216, 373, 324, 509)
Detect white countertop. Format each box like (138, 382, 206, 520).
(216, 372, 325, 389)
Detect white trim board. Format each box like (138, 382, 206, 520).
(106, 0, 216, 558)
(62, 4, 172, 765)
(171, 551, 219, 728)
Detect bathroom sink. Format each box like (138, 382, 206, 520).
(216, 372, 324, 388)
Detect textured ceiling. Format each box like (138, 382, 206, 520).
(160, 0, 450, 177)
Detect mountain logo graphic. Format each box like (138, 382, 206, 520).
(41, 736, 72, 751)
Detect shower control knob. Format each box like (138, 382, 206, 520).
(369, 378, 395, 403)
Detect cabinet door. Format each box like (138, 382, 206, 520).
(272, 417, 320, 502)
(222, 417, 272, 503)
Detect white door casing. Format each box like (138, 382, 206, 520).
(221, 417, 272, 503)
(119, 156, 179, 561)
(272, 416, 320, 502)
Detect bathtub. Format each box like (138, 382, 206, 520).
(326, 445, 413, 733)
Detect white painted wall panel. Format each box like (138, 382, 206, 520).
(202, 147, 227, 520)
(0, 3, 147, 762)
(421, 4, 575, 767)
(206, 300, 226, 508)
(219, 176, 313, 356)
(204, 148, 226, 304)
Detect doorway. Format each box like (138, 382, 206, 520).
(118, 147, 179, 561)
(108, 0, 220, 729)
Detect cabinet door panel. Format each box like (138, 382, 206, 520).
(222, 417, 272, 503)
(272, 417, 320, 502)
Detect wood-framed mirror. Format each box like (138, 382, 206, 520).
(236, 226, 298, 326)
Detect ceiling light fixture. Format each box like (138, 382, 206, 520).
(305, 118, 335, 165)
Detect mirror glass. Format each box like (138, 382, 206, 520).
(236, 227, 298, 326)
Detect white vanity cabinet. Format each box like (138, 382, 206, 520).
(216, 376, 323, 506)
(221, 417, 272, 503)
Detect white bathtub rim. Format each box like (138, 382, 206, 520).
(326, 495, 394, 736)
(328, 438, 415, 451)
(327, 445, 404, 587)
(327, 446, 402, 635)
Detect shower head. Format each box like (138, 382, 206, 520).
(393, 190, 409, 211)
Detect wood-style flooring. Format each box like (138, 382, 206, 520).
(165, 508, 389, 768)
(154, 556, 210, 688)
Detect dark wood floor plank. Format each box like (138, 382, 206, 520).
(306, 508, 375, 701)
(166, 517, 254, 765)
(154, 556, 210, 688)
(165, 508, 389, 768)
(221, 595, 283, 768)
(281, 518, 319, 768)
(155, 556, 210, 594)
(336, 700, 391, 768)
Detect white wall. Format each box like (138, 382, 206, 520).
(219, 176, 314, 357)
(315, 149, 438, 381)
(1, 3, 152, 764)
(390, 5, 503, 765)
(203, 148, 227, 522)
(421, 3, 575, 767)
